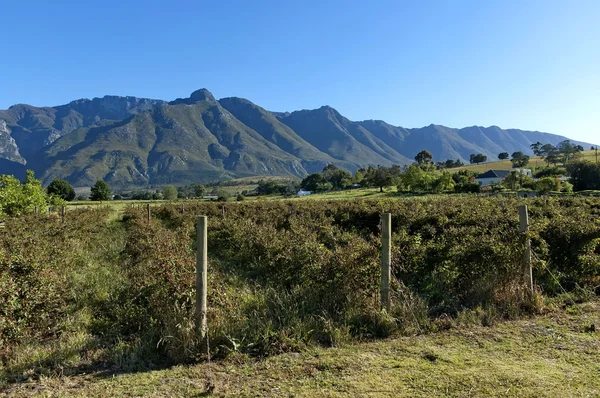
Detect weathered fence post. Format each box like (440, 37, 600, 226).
(61, 206, 66, 222)
(181, 203, 185, 214)
(34, 206, 38, 216)
(147, 203, 151, 222)
(221, 205, 225, 219)
(519, 205, 533, 292)
(381, 213, 391, 311)
(196, 216, 208, 339)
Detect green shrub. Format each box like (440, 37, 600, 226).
(2, 196, 599, 380)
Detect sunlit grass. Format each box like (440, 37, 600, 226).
(450, 150, 598, 173)
(6, 301, 599, 397)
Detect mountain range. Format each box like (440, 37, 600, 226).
(0, 88, 592, 187)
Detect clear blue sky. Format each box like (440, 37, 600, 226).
(1, 0, 598, 143)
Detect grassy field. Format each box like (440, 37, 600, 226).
(450, 150, 598, 174)
(5, 300, 599, 397)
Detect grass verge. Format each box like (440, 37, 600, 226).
(5, 300, 599, 397)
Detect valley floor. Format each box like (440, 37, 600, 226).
(5, 301, 599, 397)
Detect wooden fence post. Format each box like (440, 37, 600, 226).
(181, 203, 185, 214)
(196, 216, 208, 339)
(221, 205, 225, 219)
(519, 205, 533, 292)
(34, 206, 38, 216)
(147, 203, 151, 222)
(61, 206, 66, 222)
(381, 213, 391, 311)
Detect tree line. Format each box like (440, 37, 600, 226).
(1, 141, 598, 217)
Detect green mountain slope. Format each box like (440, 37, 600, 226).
(0, 96, 165, 161)
(0, 88, 595, 187)
(38, 91, 307, 187)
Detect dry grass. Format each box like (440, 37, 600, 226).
(449, 150, 598, 174)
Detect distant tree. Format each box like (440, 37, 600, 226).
(533, 166, 566, 178)
(566, 161, 600, 191)
(131, 190, 153, 200)
(256, 180, 287, 195)
(432, 171, 455, 193)
(511, 152, 530, 168)
(530, 142, 543, 157)
(301, 173, 327, 192)
(152, 190, 163, 200)
(452, 170, 480, 193)
(535, 177, 561, 193)
(415, 150, 433, 165)
(498, 152, 510, 161)
(365, 166, 397, 192)
(397, 165, 436, 192)
(90, 180, 111, 201)
(439, 158, 465, 169)
(193, 184, 206, 198)
(321, 164, 352, 189)
(47, 178, 76, 201)
(502, 171, 521, 190)
(162, 185, 178, 200)
(557, 140, 579, 162)
(469, 154, 487, 164)
(539, 144, 557, 165)
(353, 168, 365, 184)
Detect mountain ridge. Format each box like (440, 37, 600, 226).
(0, 88, 593, 187)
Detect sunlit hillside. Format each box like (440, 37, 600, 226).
(449, 150, 598, 174)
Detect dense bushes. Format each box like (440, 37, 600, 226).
(1, 196, 599, 380)
(132, 196, 600, 360)
(0, 208, 112, 347)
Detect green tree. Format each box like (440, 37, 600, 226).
(365, 166, 396, 192)
(193, 184, 205, 198)
(557, 140, 580, 163)
(398, 165, 436, 192)
(433, 171, 455, 192)
(530, 142, 543, 156)
(566, 161, 600, 191)
(256, 180, 287, 195)
(322, 164, 352, 189)
(535, 177, 561, 193)
(452, 170, 480, 193)
(301, 173, 327, 192)
(90, 180, 111, 201)
(511, 152, 530, 168)
(469, 154, 487, 164)
(47, 178, 76, 201)
(539, 144, 557, 165)
(0, 170, 48, 217)
(415, 150, 433, 165)
(162, 185, 178, 200)
(353, 168, 365, 184)
(498, 152, 509, 160)
(502, 171, 521, 190)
